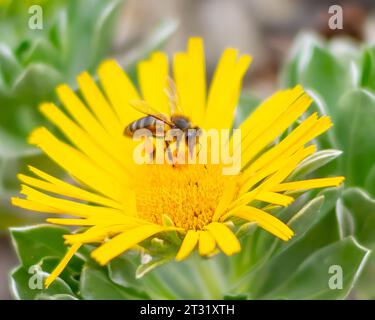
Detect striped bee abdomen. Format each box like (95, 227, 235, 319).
(124, 116, 158, 136)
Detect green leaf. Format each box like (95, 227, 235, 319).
(141, 254, 228, 299)
(289, 149, 342, 180)
(354, 252, 375, 300)
(91, 0, 123, 67)
(360, 48, 373, 88)
(263, 237, 370, 299)
(285, 196, 325, 246)
(359, 45, 375, 91)
(19, 38, 62, 70)
(342, 187, 375, 249)
(160, 215, 181, 245)
(280, 32, 323, 88)
(108, 253, 139, 288)
(80, 265, 149, 300)
(365, 164, 375, 197)
(36, 293, 79, 300)
(281, 33, 356, 114)
(12, 63, 62, 101)
(10, 225, 70, 267)
(327, 37, 361, 66)
(10, 265, 75, 300)
(336, 198, 355, 239)
(61, 0, 122, 80)
(336, 89, 375, 188)
(0, 127, 38, 158)
(223, 293, 248, 300)
(136, 256, 172, 279)
(235, 222, 257, 239)
(0, 43, 22, 85)
(342, 188, 375, 300)
(299, 45, 352, 114)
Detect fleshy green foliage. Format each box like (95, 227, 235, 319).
(281, 32, 375, 299)
(0, 0, 123, 152)
(0, 0, 178, 229)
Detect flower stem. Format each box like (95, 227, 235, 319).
(190, 255, 223, 299)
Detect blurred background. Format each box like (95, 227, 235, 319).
(1, 0, 375, 299)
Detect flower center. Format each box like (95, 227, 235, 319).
(132, 164, 232, 230)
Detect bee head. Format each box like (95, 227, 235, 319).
(171, 115, 191, 130)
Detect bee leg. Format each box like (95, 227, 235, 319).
(165, 140, 175, 166)
(186, 131, 201, 161)
(175, 130, 186, 164)
(186, 135, 194, 159)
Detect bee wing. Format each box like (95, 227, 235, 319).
(164, 76, 184, 116)
(129, 100, 174, 126)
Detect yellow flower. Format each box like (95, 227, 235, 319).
(12, 37, 344, 288)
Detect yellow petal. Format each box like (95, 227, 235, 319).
(240, 112, 318, 182)
(20, 184, 123, 218)
(242, 95, 312, 166)
(28, 127, 123, 201)
(64, 224, 135, 245)
(173, 52, 189, 114)
(198, 231, 216, 256)
(11, 197, 61, 213)
(45, 243, 81, 288)
(56, 84, 120, 151)
(39, 102, 129, 181)
(46, 218, 95, 226)
(47, 214, 144, 228)
(255, 191, 294, 206)
(176, 230, 199, 261)
(173, 38, 206, 125)
(91, 224, 164, 265)
(244, 114, 331, 176)
(204, 49, 252, 129)
(237, 87, 303, 146)
(271, 177, 345, 192)
(138, 52, 170, 115)
(237, 145, 316, 203)
(212, 179, 238, 221)
(77, 71, 123, 136)
(258, 145, 317, 189)
(227, 206, 294, 241)
(97, 59, 141, 126)
(187, 37, 206, 125)
(24, 166, 121, 209)
(205, 222, 240, 256)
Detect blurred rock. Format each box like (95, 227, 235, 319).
(0, 236, 17, 300)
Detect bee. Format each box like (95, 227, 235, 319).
(124, 78, 201, 158)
